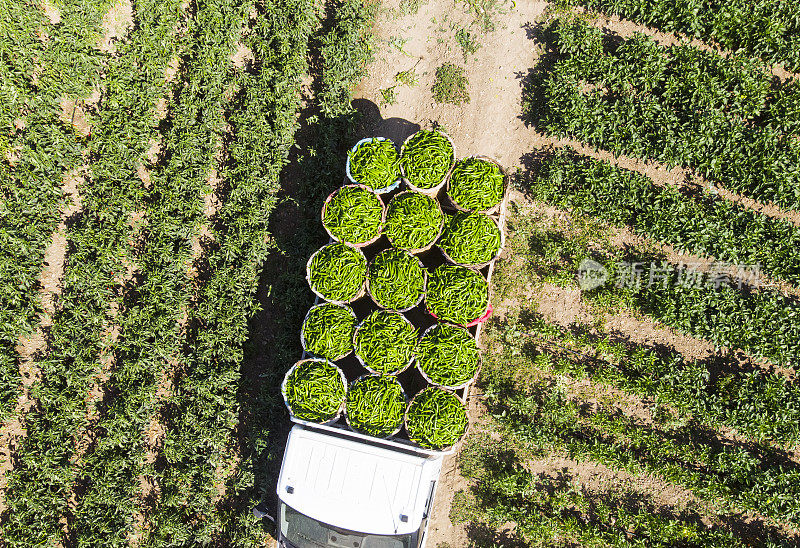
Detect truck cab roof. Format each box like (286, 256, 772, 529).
(277, 425, 443, 537)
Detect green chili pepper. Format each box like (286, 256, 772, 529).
(346, 375, 406, 437)
(368, 249, 426, 310)
(400, 130, 455, 189)
(283, 359, 347, 422)
(406, 387, 468, 450)
(322, 185, 384, 244)
(308, 243, 367, 302)
(354, 310, 418, 374)
(416, 323, 480, 387)
(384, 192, 444, 251)
(448, 157, 504, 211)
(348, 138, 400, 191)
(426, 264, 489, 325)
(301, 303, 358, 360)
(438, 211, 502, 266)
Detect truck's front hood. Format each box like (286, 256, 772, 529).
(277, 426, 441, 537)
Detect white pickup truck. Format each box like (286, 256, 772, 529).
(264, 155, 508, 548)
(274, 423, 442, 548)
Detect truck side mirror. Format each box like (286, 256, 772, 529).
(253, 501, 275, 524)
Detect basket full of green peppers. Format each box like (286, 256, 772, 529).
(438, 211, 504, 268)
(383, 191, 444, 253)
(322, 184, 385, 246)
(400, 130, 455, 195)
(301, 303, 358, 361)
(405, 387, 468, 450)
(346, 137, 401, 193)
(306, 243, 368, 304)
(446, 156, 506, 213)
(282, 358, 348, 423)
(367, 248, 427, 311)
(415, 323, 481, 389)
(345, 374, 407, 438)
(354, 310, 418, 374)
(425, 264, 489, 326)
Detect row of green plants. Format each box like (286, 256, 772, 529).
(204, 1, 380, 542)
(452, 434, 749, 547)
(0, 0, 110, 421)
(530, 148, 800, 288)
(499, 307, 800, 448)
(479, 339, 800, 531)
(144, 0, 322, 543)
(72, 0, 237, 544)
(511, 178, 800, 369)
(556, 0, 800, 72)
(0, 1, 138, 544)
(527, 17, 800, 211)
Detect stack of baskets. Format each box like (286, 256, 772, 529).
(282, 130, 508, 452)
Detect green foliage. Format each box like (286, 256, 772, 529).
(527, 18, 800, 211)
(0, 0, 110, 423)
(380, 86, 397, 106)
(502, 309, 800, 447)
(455, 27, 481, 61)
(433, 62, 470, 105)
(480, 345, 800, 530)
(557, 0, 800, 71)
(455, 434, 748, 547)
(528, 148, 800, 287)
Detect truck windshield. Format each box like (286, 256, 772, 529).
(280, 503, 415, 548)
